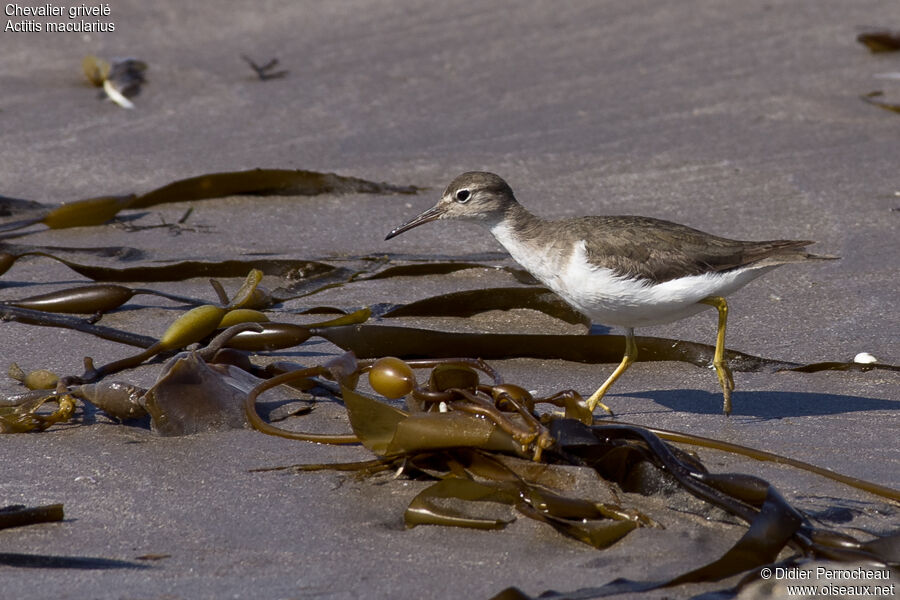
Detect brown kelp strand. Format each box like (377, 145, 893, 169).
(311, 324, 794, 371)
(0, 251, 18, 274)
(8, 364, 58, 390)
(0, 390, 75, 433)
(0, 244, 143, 261)
(5, 283, 209, 314)
(403, 457, 643, 547)
(642, 424, 900, 502)
(42, 196, 136, 229)
(0, 198, 134, 232)
(252, 357, 898, 594)
(62, 304, 230, 385)
(0, 168, 419, 233)
(380, 287, 590, 326)
(244, 355, 511, 447)
(4, 336, 896, 595)
(128, 168, 420, 209)
(393, 396, 895, 591)
(72, 325, 271, 434)
(360, 260, 508, 281)
(0, 504, 64, 531)
(222, 268, 267, 309)
(226, 322, 312, 352)
(3, 292, 896, 379)
(0, 194, 43, 214)
(554, 422, 797, 527)
(264, 357, 571, 459)
(75, 382, 147, 421)
(0, 552, 150, 570)
(1, 252, 340, 283)
(217, 309, 269, 329)
(224, 309, 371, 351)
(0, 304, 157, 348)
(1, 252, 539, 308)
(356, 256, 537, 286)
(6, 284, 138, 314)
(312, 324, 900, 375)
(243, 356, 360, 444)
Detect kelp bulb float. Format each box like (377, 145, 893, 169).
(368, 357, 416, 399)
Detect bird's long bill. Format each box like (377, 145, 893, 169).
(384, 204, 444, 240)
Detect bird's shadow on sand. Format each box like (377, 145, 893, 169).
(621, 389, 898, 419)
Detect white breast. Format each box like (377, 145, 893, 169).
(491, 227, 774, 328)
(491, 221, 571, 292)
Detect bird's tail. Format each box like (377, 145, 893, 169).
(756, 241, 839, 267)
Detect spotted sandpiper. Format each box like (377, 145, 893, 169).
(385, 172, 836, 416)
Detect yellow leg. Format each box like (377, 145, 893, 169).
(700, 296, 734, 415)
(586, 327, 637, 415)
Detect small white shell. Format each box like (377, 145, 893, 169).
(853, 352, 878, 364)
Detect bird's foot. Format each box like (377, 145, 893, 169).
(713, 361, 734, 415)
(585, 390, 615, 417)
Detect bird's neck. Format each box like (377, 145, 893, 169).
(488, 201, 546, 254)
(489, 201, 542, 233)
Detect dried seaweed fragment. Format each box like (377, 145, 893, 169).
(82, 55, 110, 86)
(241, 55, 288, 80)
(862, 90, 900, 114)
(104, 59, 147, 109)
(858, 29, 900, 53)
(83, 56, 147, 109)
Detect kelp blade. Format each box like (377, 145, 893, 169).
(9, 284, 136, 314)
(130, 168, 418, 209)
(382, 287, 589, 326)
(312, 324, 796, 371)
(405, 478, 517, 530)
(341, 384, 522, 457)
(42, 195, 134, 229)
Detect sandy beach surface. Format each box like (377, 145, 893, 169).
(1, 2, 898, 599)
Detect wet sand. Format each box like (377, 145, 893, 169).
(1, 2, 898, 599)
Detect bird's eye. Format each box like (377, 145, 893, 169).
(455, 189, 471, 203)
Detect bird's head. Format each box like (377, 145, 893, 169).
(385, 171, 516, 239)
